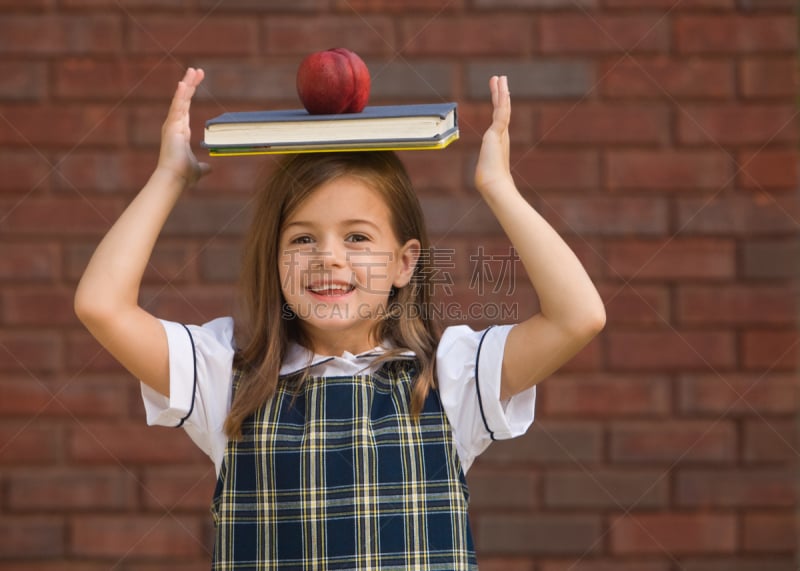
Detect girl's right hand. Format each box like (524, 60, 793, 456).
(156, 67, 211, 188)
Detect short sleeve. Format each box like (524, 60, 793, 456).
(436, 324, 536, 473)
(139, 316, 235, 473)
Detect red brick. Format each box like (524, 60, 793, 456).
(540, 14, 668, 53)
(0, 331, 60, 373)
(69, 422, 207, 465)
(128, 16, 258, 56)
(468, 61, 593, 99)
(7, 468, 137, 511)
(0, 423, 62, 465)
(200, 0, 326, 8)
(743, 512, 796, 551)
(0, 14, 121, 54)
(127, 99, 209, 151)
(0, 151, 53, 194)
(742, 238, 799, 279)
(601, 283, 671, 326)
(605, 239, 736, 280)
(0, 198, 122, 235)
(473, 0, 594, 6)
(65, 331, 128, 374)
(737, 149, 798, 191)
(556, 333, 604, 372)
(608, 329, 736, 370)
(677, 285, 796, 325)
(3, 289, 79, 326)
(606, 150, 732, 191)
(141, 287, 237, 326)
(0, 376, 128, 418)
(0, 517, 64, 558)
(679, 373, 798, 416)
(562, 237, 606, 280)
(743, 419, 796, 463)
(545, 468, 668, 509)
(676, 15, 797, 53)
(475, 514, 602, 554)
(402, 16, 532, 55)
(335, 0, 463, 10)
(540, 104, 669, 145)
(0, 0, 54, 8)
(477, 559, 534, 571)
(467, 468, 539, 510)
(53, 59, 184, 101)
(194, 152, 263, 194)
(678, 558, 797, 571)
(56, 149, 180, 194)
(541, 196, 668, 236)
(543, 373, 671, 417)
(368, 60, 455, 100)
(610, 420, 737, 463)
(541, 561, 670, 571)
(63, 0, 192, 7)
(603, 0, 731, 6)
(0, 61, 47, 101)
(160, 197, 249, 237)
(677, 469, 795, 508)
(742, 329, 798, 370)
(70, 515, 206, 558)
(142, 466, 217, 511)
(190, 61, 296, 102)
(264, 16, 395, 55)
(601, 57, 734, 99)
(0, 563, 112, 571)
(401, 150, 466, 194)
(509, 150, 599, 191)
(678, 105, 797, 146)
(479, 421, 603, 464)
(198, 242, 242, 283)
(0, 105, 125, 147)
(610, 513, 736, 554)
(66, 240, 197, 284)
(678, 194, 800, 236)
(456, 102, 535, 145)
(0, 244, 59, 281)
(740, 57, 798, 99)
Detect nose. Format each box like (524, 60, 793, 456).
(313, 236, 346, 270)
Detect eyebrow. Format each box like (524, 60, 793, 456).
(283, 219, 382, 230)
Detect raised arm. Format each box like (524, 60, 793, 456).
(74, 68, 210, 397)
(474, 75, 606, 400)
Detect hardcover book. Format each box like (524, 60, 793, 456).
(202, 102, 458, 155)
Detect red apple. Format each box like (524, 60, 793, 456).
(296, 48, 371, 115)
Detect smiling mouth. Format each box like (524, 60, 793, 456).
(306, 283, 356, 297)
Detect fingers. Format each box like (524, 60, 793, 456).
(488, 75, 511, 133)
(166, 67, 204, 126)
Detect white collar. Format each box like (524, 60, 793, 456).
(279, 341, 416, 377)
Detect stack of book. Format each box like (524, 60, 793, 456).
(202, 103, 458, 156)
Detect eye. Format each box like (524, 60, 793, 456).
(346, 233, 369, 243)
(290, 235, 314, 245)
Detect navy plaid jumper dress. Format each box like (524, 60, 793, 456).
(210, 359, 478, 570)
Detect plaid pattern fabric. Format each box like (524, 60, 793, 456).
(211, 360, 477, 570)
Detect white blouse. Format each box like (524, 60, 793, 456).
(141, 317, 536, 476)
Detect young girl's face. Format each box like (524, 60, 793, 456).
(278, 174, 420, 354)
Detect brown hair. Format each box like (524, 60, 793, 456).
(225, 152, 441, 439)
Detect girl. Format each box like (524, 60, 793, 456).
(75, 68, 605, 570)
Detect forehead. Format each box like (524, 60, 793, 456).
(285, 175, 392, 226)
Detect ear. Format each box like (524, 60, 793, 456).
(393, 239, 421, 288)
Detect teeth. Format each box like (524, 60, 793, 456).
(309, 284, 353, 293)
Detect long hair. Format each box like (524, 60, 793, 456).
(225, 152, 441, 440)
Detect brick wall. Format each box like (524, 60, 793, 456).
(0, 0, 797, 569)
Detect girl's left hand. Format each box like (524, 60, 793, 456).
(474, 75, 514, 198)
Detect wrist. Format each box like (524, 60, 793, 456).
(152, 164, 193, 191)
